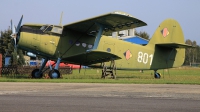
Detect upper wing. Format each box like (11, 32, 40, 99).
(62, 50, 122, 65)
(63, 11, 147, 36)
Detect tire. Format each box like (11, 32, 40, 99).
(48, 69, 60, 79)
(154, 73, 161, 79)
(31, 69, 43, 78)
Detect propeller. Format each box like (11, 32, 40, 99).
(10, 15, 23, 48)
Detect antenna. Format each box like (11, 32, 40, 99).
(59, 12, 63, 26)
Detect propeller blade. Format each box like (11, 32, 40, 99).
(14, 25, 17, 31)
(10, 20, 12, 31)
(11, 19, 16, 34)
(10, 15, 23, 49)
(13, 38, 17, 48)
(16, 15, 23, 33)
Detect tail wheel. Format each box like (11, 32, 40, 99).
(48, 69, 60, 79)
(31, 69, 43, 78)
(154, 73, 161, 79)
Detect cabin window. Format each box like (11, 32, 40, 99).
(88, 44, 93, 49)
(82, 43, 87, 48)
(76, 42, 80, 46)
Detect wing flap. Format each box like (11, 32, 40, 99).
(62, 50, 121, 65)
(63, 11, 147, 36)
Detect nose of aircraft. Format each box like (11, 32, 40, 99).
(10, 31, 21, 47)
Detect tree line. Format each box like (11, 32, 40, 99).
(184, 39, 200, 65)
(0, 28, 25, 66)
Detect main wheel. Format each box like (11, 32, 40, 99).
(31, 69, 43, 78)
(48, 69, 61, 79)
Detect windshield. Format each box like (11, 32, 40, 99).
(40, 25, 48, 31)
(40, 25, 62, 34)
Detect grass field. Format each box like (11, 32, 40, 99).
(0, 67, 200, 84)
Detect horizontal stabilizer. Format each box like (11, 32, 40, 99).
(62, 50, 121, 65)
(156, 43, 193, 48)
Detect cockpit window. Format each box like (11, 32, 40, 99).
(46, 25, 53, 31)
(40, 25, 63, 35)
(40, 25, 53, 32)
(40, 25, 48, 31)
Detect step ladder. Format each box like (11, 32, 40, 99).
(101, 60, 116, 79)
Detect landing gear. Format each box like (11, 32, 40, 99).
(101, 60, 116, 79)
(31, 69, 43, 78)
(31, 58, 62, 79)
(48, 69, 60, 79)
(154, 70, 161, 79)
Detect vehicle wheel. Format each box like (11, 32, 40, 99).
(31, 69, 43, 78)
(154, 73, 161, 79)
(48, 69, 60, 79)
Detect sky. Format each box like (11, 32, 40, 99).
(1, 0, 200, 44)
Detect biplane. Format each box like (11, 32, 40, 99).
(10, 11, 191, 79)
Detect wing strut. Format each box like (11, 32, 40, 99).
(92, 23, 104, 50)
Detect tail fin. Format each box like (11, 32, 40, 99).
(148, 19, 191, 69)
(148, 19, 189, 47)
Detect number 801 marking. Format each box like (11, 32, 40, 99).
(137, 52, 153, 65)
